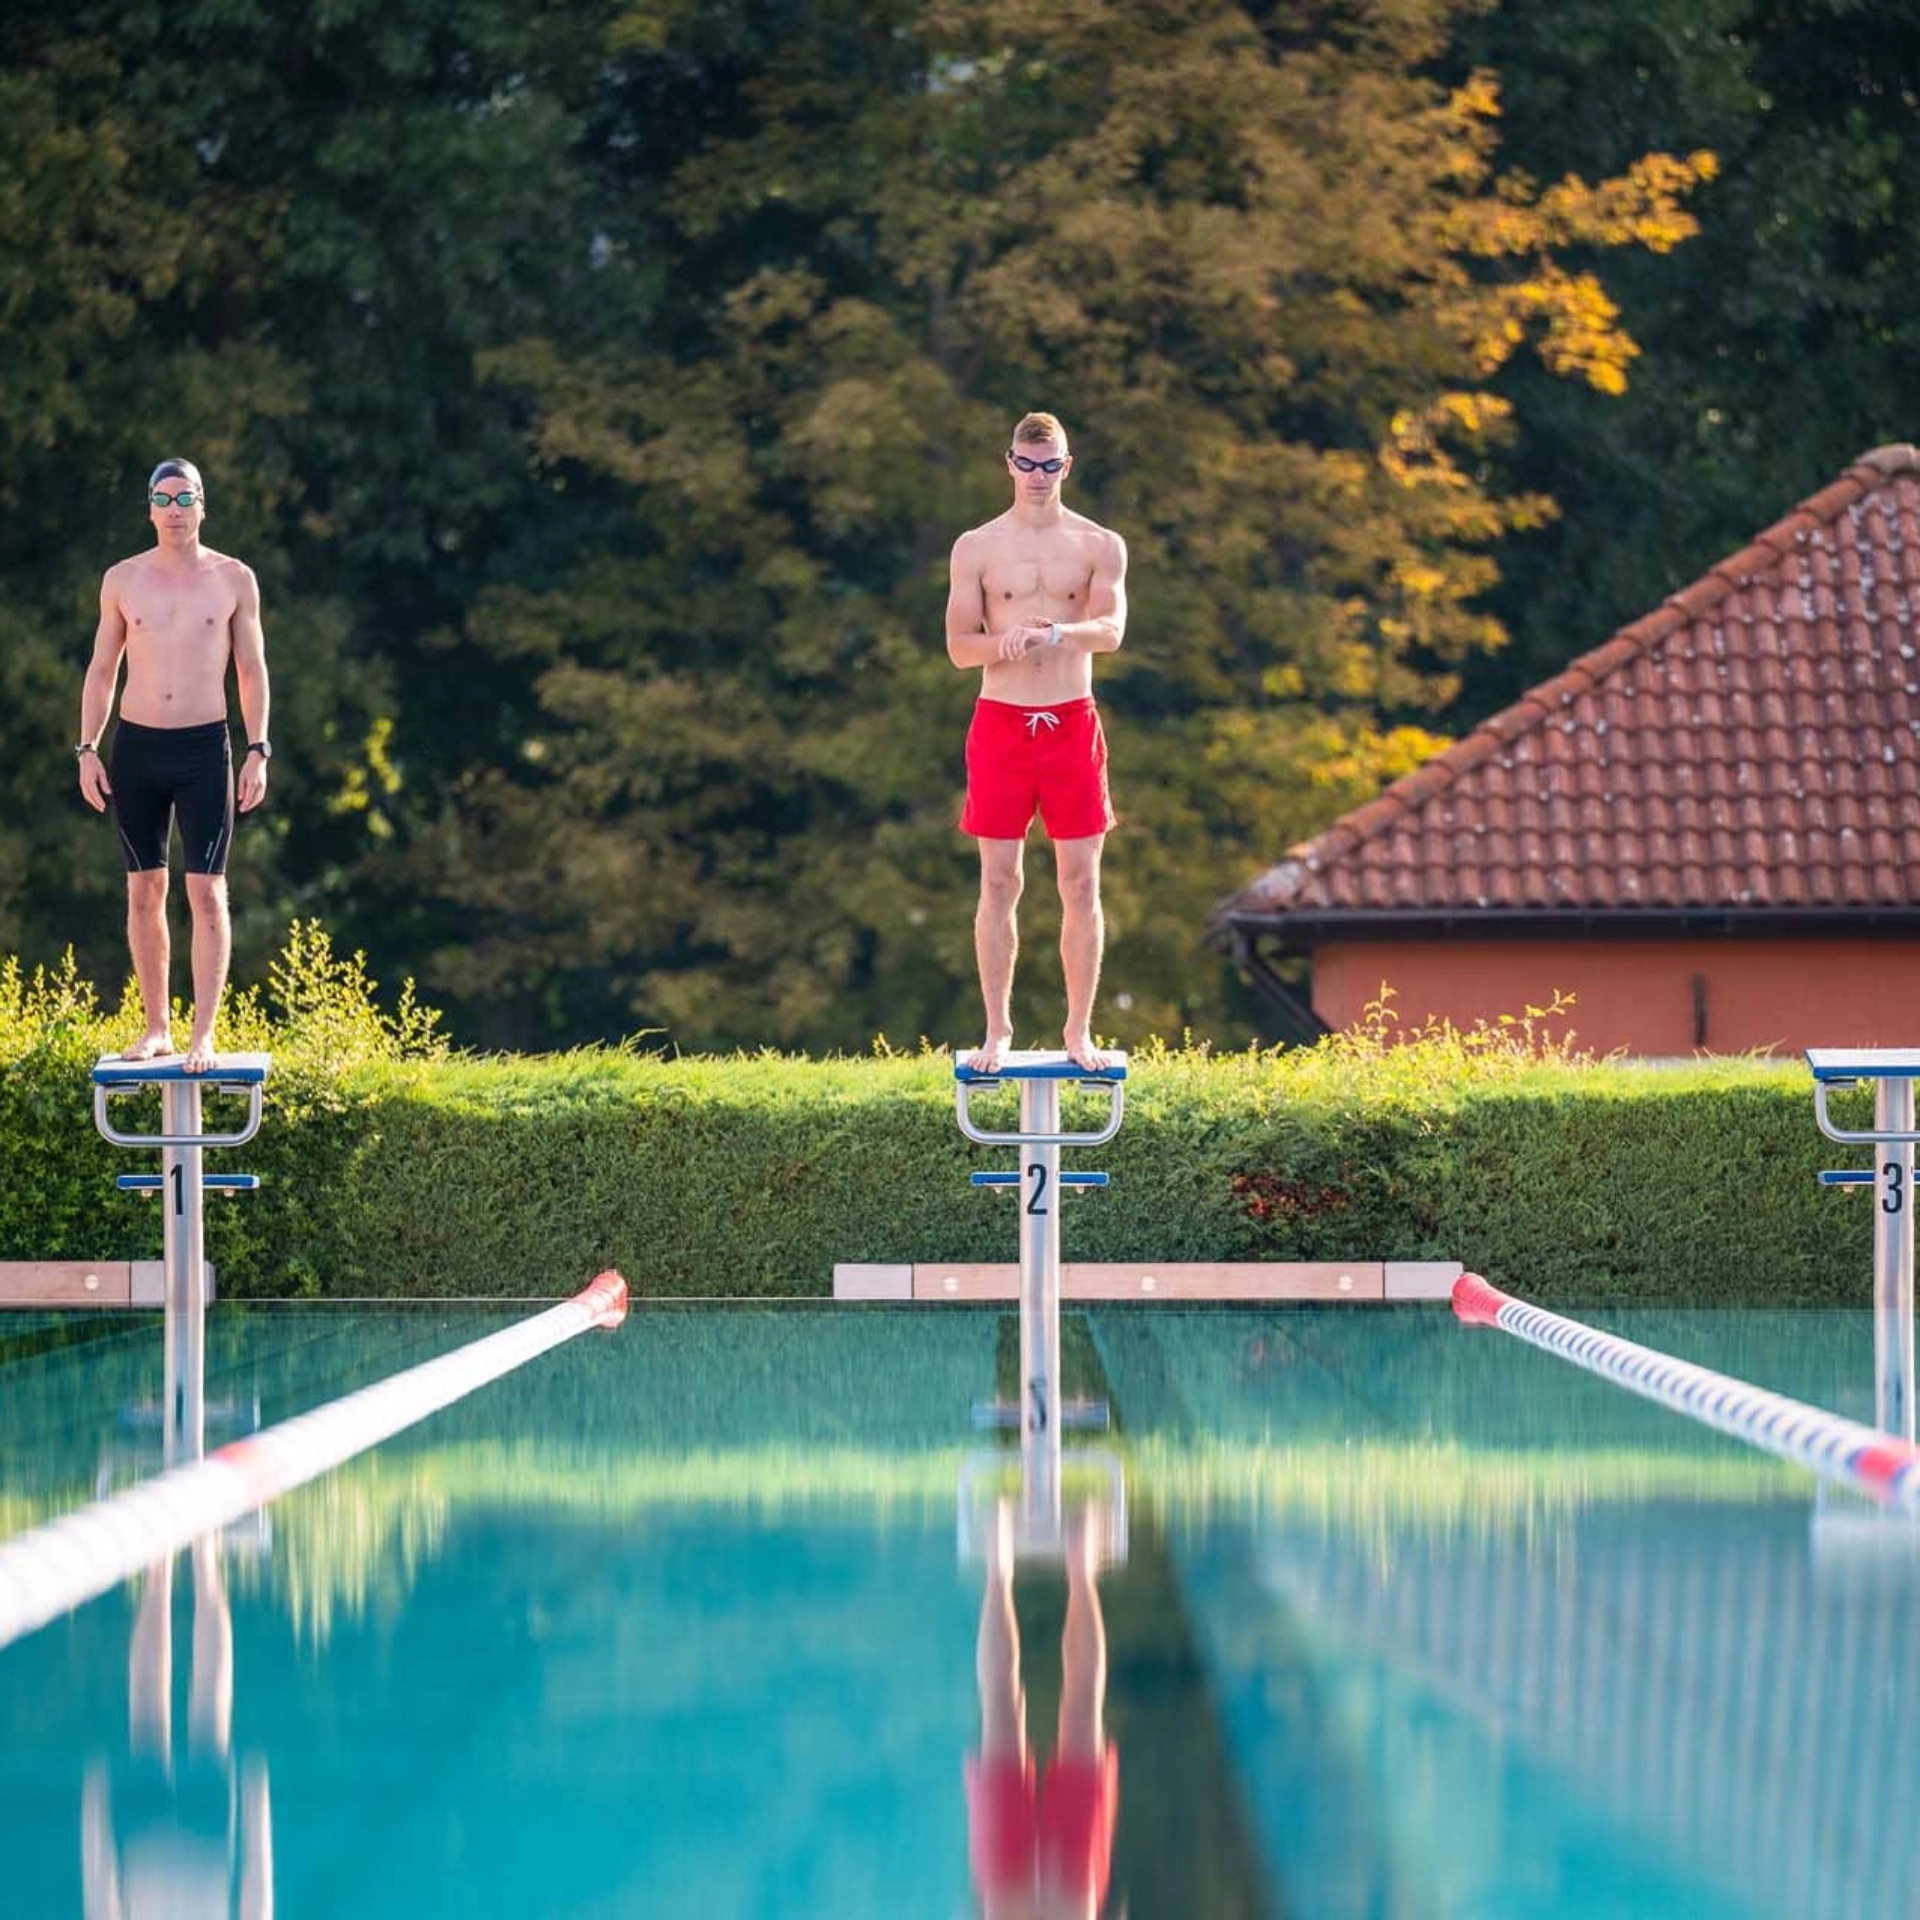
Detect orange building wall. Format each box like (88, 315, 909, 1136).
(1310, 939, 1920, 1057)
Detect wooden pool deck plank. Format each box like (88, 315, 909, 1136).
(833, 1261, 1460, 1302)
(0, 1261, 133, 1308)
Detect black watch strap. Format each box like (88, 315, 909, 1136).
(246, 740, 272, 759)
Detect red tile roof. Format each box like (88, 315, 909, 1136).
(1221, 444, 1920, 925)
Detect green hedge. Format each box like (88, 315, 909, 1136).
(0, 933, 1883, 1305)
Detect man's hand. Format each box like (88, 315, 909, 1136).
(996, 619, 1056, 662)
(77, 751, 111, 813)
(237, 752, 269, 813)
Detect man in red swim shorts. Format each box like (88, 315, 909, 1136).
(966, 1501, 1120, 1919)
(946, 413, 1127, 1073)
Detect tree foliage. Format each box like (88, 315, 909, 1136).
(1451, 0, 1920, 708)
(414, 0, 1708, 1048)
(3, 0, 642, 1021)
(2, 0, 1724, 1050)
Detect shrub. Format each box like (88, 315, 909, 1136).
(0, 940, 1863, 1305)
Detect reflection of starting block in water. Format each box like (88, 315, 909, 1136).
(956, 1446, 1129, 1571)
(93, 1053, 270, 1470)
(1810, 1477, 1920, 1587)
(954, 1050, 1129, 1564)
(96, 1394, 274, 1555)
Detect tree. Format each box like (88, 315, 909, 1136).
(0, 1, 1722, 1054)
(424, 0, 1710, 1048)
(1, 1, 645, 1021)
(1452, 0, 1920, 709)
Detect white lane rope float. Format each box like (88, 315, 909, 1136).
(1454, 1272, 1920, 1511)
(0, 1270, 629, 1652)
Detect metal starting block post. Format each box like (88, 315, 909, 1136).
(1809, 1049, 1919, 1444)
(92, 1053, 270, 1466)
(955, 1049, 1127, 1560)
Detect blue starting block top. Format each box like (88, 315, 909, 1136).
(93, 1051, 273, 1088)
(954, 1048, 1128, 1084)
(1807, 1049, 1920, 1082)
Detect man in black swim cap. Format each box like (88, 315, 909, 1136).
(75, 458, 273, 1073)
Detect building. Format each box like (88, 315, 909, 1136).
(1212, 445, 1920, 1055)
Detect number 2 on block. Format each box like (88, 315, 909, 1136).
(1026, 1162, 1049, 1216)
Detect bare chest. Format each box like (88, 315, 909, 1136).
(979, 543, 1096, 612)
(121, 577, 237, 659)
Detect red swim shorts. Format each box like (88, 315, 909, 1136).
(965, 1745, 1121, 1910)
(960, 697, 1117, 841)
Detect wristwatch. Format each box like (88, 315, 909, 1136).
(1047, 621, 1063, 648)
(74, 742, 98, 759)
(246, 740, 273, 760)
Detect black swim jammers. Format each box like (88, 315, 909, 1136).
(109, 719, 235, 875)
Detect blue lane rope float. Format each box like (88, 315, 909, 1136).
(0, 1270, 628, 1651)
(1454, 1273, 1920, 1512)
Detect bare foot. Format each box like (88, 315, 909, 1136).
(1066, 1501, 1104, 1585)
(1062, 1028, 1115, 1074)
(120, 1029, 174, 1063)
(967, 1031, 1015, 1075)
(987, 1496, 1016, 1585)
(182, 1028, 218, 1074)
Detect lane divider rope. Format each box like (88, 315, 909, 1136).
(0, 1270, 629, 1652)
(1453, 1272, 1920, 1511)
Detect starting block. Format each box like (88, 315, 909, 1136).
(92, 1052, 271, 1468)
(954, 1049, 1129, 1566)
(1809, 1049, 1920, 1442)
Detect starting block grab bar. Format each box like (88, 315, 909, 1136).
(91, 1053, 272, 1150)
(1812, 1082, 1920, 1147)
(1809, 1050, 1920, 1145)
(954, 1051, 1127, 1149)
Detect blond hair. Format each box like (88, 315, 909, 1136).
(1011, 412, 1069, 451)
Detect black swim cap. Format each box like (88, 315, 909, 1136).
(148, 457, 205, 495)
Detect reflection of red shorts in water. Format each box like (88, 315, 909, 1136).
(960, 697, 1117, 841)
(965, 1745, 1120, 1910)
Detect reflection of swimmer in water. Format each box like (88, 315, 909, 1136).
(81, 1537, 273, 1919)
(966, 1500, 1121, 1920)
(1236, 1325, 1302, 1386)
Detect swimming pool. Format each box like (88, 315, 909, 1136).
(0, 1301, 1913, 1917)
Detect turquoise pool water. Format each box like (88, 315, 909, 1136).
(1, 1303, 1916, 1917)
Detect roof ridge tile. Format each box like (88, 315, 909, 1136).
(1854, 444, 1920, 481)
